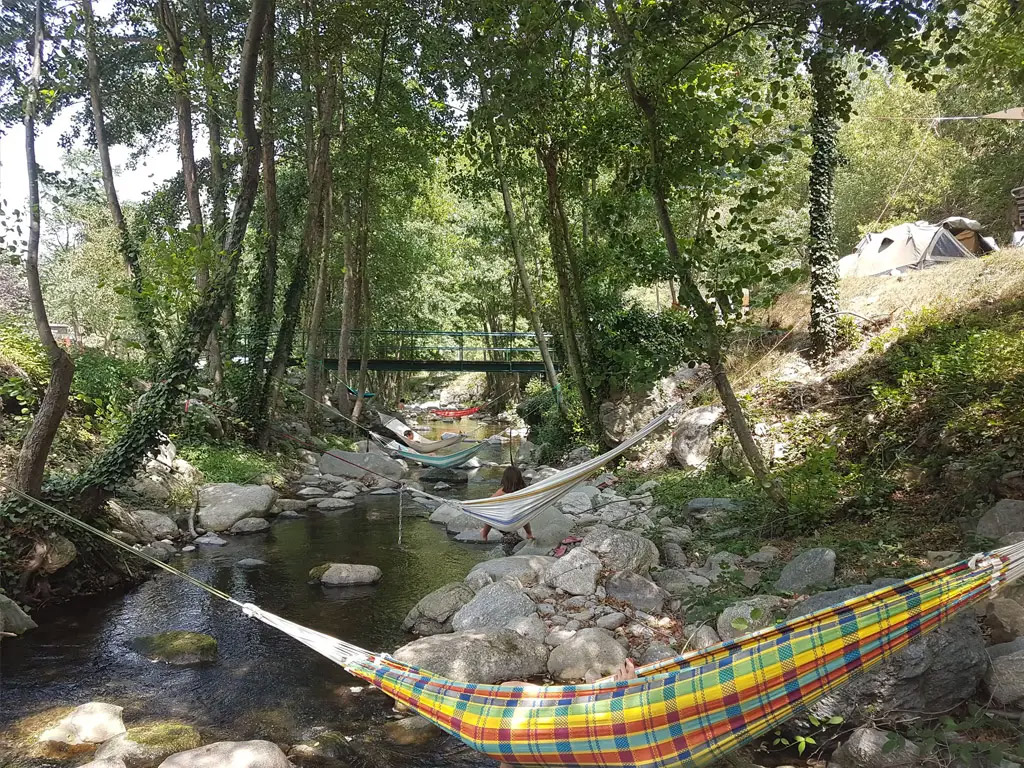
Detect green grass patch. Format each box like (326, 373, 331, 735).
(177, 441, 291, 485)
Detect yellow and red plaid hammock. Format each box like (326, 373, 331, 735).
(243, 543, 1021, 767)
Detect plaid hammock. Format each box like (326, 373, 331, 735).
(242, 543, 1023, 767)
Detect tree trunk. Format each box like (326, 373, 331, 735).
(334, 192, 357, 412)
(157, 0, 203, 238)
(485, 114, 564, 416)
(242, 0, 278, 426)
(304, 184, 333, 422)
(807, 47, 844, 360)
(17, 0, 75, 496)
(603, 0, 784, 504)
(81, 0, 162, 360)
(258, 60, 336, 446)
(537, 144, 600, 439)
(62, 0, 270, 510)
(350, 255, 372, 424)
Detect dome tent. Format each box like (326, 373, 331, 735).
(838, 220, 977, 278)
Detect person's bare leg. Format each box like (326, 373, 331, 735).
(480, 524, 492, 541)
(523, 523, 535, 540)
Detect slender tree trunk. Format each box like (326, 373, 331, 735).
(807, 46, 844, 360)
(62, 0, 269, 511)
(157, 0, 203, 237)
(350, 254, 372, 424)
(243, 0, 278, 426)
(304, 184, 333, 422)
(259, 61, 336, 446)
(81, 0, 161, 359)
(17, 0, 75, 496)
(537, 146, 600, 439)
(335, 193, 356, 412)
(603, 0, 783, 504)
(485, 114, 564, 416)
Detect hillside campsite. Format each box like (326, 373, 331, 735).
(2, 1, 1024, 767)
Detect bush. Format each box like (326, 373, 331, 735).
(518, 379, 591, 463)
(177, 441, 289, 485)
(71, 350, 145, 436)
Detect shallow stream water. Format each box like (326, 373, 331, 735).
(0, 417, 514, 767)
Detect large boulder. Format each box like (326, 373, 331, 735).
(515, 440, 541, 465)
(197, 484, 277, 532)
(807, 612, 986, 724)
(402, 582, 476, 636)
(467, 556, 556, 588)
(319, 563, 382, 586)
(318, 451, 404, 483)
(581, 526, 659, 575)
(775, 548, 836, 594)
(671, 405, 723, 469)
(986, 637, 1024, 705)
(420, 467, 469, 484)
(134, 631, 217, 665)
(452, 580, 536, 631)
(543, 548, 602, 596)
(134, 510, 179, 540)
(787, 580, 899, 618)
(392, 628, 548, 683)
(985, 597, 1024, 644)
(829, 727, 920, 768)
(0, 593, 37, 635)
(558, 491, 594, 516)
(158, 740, 290, 768)
(38, 702, 126, 745)
(604, 571, 667, 614)
(547, 628, 628, 681)
(96, 723, 202, 768)
(428, 502, 464, 526)
(515, 507, 573, 555)
(977, 499, 1024, 539)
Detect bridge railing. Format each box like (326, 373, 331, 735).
(294, 328, 556, 365)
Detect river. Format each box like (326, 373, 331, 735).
(0, 417, 515, 767)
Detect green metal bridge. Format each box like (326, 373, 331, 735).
(295, 329, 560, 373)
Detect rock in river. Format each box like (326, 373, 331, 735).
(197, 483, 277, 532)
(393, 628, 548, 683)
(402, 581, 476, 636)
(38, 702, 126, 745)
(158, 739, 291, 768)
(229, 517, 271, 534)
(318, 451, 404, 482)
(452, 580, 536, 631)
(0, 593, 37, 635)
(317, 563, 383, 586)
(468, 555, 556, 588)
(96, 722, 202, 767)
(134, 631, 218, 665)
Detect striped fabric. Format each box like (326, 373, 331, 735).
(387, 440, 487, 469)
(380, 415, 467, 453)
(266, 550, 1008, 767)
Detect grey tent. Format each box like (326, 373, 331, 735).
(839, 221, 977, 278)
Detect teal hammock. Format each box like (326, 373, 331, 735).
(346, 384, 375, 399)
(374, 435, 486, 469)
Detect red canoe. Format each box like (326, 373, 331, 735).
(431, 405, 481, 418)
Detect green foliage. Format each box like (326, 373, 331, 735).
(776, 444, 843, 532)
(590, 306, 699, 396)
(176, 440, 289, 486)
(0, 322, 49, 382)
(834, 315, 863, 350)
(518, 378, 592, 463)
(71, 350, 144, 437)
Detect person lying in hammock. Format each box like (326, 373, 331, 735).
(481, 465, 535, 543)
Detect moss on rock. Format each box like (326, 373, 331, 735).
(126, 722, 201, 752)
(308, 563, 331, 581)
(133, 630, 217, 664)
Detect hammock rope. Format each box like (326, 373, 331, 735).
(5, 476, 1024, 767)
